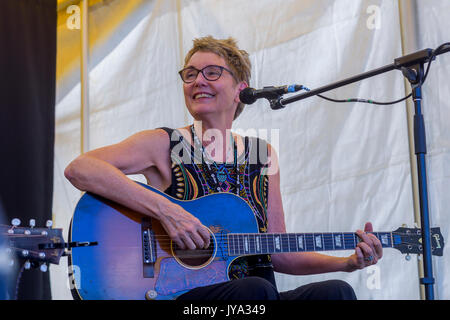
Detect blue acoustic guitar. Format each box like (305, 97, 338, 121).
(69, 181, 444, 300)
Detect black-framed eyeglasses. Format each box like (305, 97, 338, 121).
(178, 65, 235, 83)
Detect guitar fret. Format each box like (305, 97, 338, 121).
(268, 234, 275, 253)
(280, 234, 287, 252)
(323, 233, 333, 251)
(288, 234, 297, 252)
(249, 234, 255, 254)
(230, 234, 234, 255)
(344, 233, 355, 249)
(237, 234, 242, 254)
(305, 234, 314, 251)
(261, 234, 268, 254)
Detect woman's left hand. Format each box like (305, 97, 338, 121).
(346, 222, 383, 271)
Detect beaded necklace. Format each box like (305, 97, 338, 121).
(190, 125, 240, 195)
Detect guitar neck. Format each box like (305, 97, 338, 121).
(227, 231, 395, 256)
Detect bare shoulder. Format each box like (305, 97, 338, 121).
(126, 128, 169, 143)
(84, 128, 172, 175)
(105, 128, 170, 160)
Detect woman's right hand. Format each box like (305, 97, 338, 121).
(156, 200, 211, 250)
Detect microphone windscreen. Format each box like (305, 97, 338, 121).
(239, 87, 257, 105)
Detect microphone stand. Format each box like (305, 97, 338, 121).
(270, 46, 450, 300)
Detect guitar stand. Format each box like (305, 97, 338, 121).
(265, 45, 450, 300)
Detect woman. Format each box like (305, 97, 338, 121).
(65, 36, 382, 300)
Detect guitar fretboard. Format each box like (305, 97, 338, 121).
(227, 232, 394, 256)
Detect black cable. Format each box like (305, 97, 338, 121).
(421, 42, 450, 85)
(316, 92, 412, 106)
(302, 42, 449, 106)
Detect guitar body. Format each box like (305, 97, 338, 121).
(69, 182, 259, 300)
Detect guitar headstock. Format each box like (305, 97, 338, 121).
(392, 227, 444, 256)
(1, 218, 65, 271)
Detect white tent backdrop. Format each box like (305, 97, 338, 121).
(51, 0, 450, 300)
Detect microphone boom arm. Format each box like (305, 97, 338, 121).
(271, 48, 446, 109)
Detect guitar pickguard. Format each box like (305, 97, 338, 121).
(155, 258, 228, 296)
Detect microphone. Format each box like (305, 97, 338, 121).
(239, 84, 304, 105)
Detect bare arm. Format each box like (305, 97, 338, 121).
(64, 129, 210, 250)
(265, 144, 383, 275)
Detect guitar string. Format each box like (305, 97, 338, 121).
(45, 236, 424, 260)
(1, 231, 429, 238)
(4, 231, 425, 248)
(143, 234, 428, 250)
(1, 223, 428, 238)
(2, 232, 422, 243)
(164, 236, 421, 250)
(3, 231, 429, 258)
(155, 242, 426, 257)
(152, 243, 427, 259)
(145, 231, 425, 239)
(153, 237, 426, 256)
(143, 232, 426, 245)
(2, 231, 431, 261)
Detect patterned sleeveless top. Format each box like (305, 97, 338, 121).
(159, 126, 276, 287)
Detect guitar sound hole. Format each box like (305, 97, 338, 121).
(172, 235, 216, 269)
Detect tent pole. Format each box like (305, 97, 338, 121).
(81, 0, 90, 154)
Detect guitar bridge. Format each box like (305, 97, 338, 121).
(142, 218, 156, 278)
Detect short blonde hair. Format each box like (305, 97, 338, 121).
(183, 36, 251, 119)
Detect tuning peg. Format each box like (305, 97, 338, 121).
(24, 261, 31, 270)
(46, 220, 53, 228)
(40, 264, 48, 272)
(8, 218, 21, 234)
(405, 253, 411, 261)
(11, 218, 21, 227)
(29, 219, 36, 228)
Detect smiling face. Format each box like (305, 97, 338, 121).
(182, 51, 244, 122)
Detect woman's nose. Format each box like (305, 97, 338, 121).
(193, 71, 209, 86)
